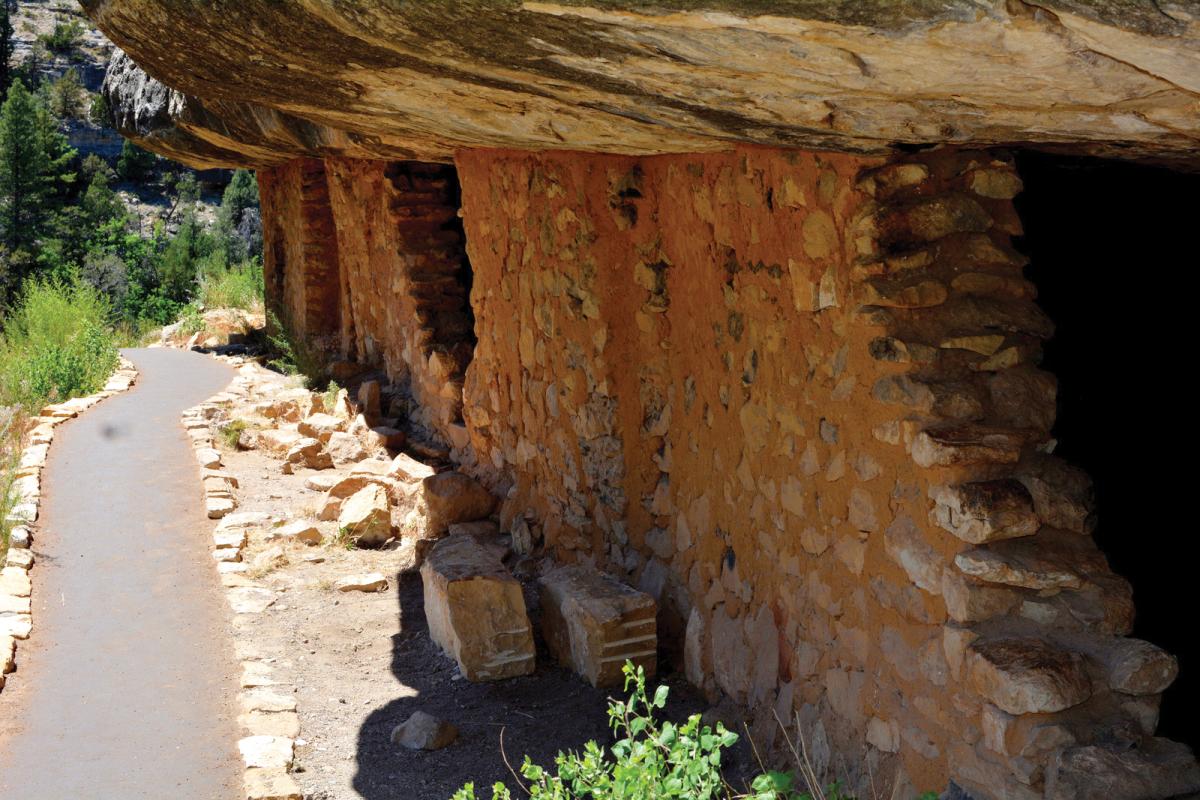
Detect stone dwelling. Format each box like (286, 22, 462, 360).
(81, 2, 1200, 798)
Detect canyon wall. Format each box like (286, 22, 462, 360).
(252, 146, 1194, 798)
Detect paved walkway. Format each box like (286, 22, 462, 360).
(0, 348, 239, 800)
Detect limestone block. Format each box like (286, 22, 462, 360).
(319, 476, 388, 520)
(2, 635, 14, 673)
(420, 533, 534, 681)
(955, 539, 1083, 591)
(1102, 638, 1178, 695)
(390, 453, 435, 483)
(421, 471, 497, 537)
(539, 565, 657, 688)
(1017, 456, 1096, 534)
(1045, 739, 1200, 800)
(196, 447, 222, 468)
(6, 549, 33, 570)
(284, 437, 333, 470)
(0, 568, 31, 598)
(967, 638, 1091, 715)
(912, 425, 1025, 467)
(326, 431, 368, 464)
(335, 573, 388, 592)
(244, 768, 302, 800)
(0, 594, 31, 615)
(8, 526, 30, 550)
(0, 613, 32, 639)
(238, 735, 294, 769)
(265, 520, 322, 546)
(257, 429, 304, 457)
(337, 485, 392, 547)
(364, 426, 406, 450)
(930, 480, 1040, 544)
(297, 413, 344, 441)
(357, 380, 382, 418)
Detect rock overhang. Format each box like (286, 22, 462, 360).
(82, 0, 1200, 169)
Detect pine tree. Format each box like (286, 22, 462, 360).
(0, 79, 77, 291)
(0, 1, 15, 100)
(215, 168, 260, 261)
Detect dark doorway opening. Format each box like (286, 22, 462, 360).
(1015, 151, 1200, 750)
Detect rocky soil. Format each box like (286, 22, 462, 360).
(178, 343, 749, 800)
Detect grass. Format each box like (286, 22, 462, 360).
(0, 409, 27, 561)
(0, 279, 121, 560)
(218, 419, 249, 450)
(197, 259, 264, 312)
(0, 279, 120, 410)
(266, 309, 329, 388)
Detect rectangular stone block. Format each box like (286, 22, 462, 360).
(539, 565, 657, 688)
(420, 533, 534, 681)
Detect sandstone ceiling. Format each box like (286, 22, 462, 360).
(82, 0, 1200, 169)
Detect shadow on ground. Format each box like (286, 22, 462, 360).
(350, 571, 728, 799)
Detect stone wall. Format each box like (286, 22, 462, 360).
(260, 158, 474, 448)
(254, 145, 1194, 798)
(454, 147, 1188, 797)
(259, 159, 342, 343)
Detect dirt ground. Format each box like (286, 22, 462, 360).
(211, 372, 752, 800)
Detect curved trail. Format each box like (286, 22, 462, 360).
(0, 348, 239, 800)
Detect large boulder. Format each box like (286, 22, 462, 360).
(418, 471, 496, 539)
(420, 533, 535, 681)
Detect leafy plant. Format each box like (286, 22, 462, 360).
(197, 257, 263, 311)
(0, 278, 118, 409)
(0, 405, 25, 560)
(322, 380, 342, 415)
(266, 309, 327, 386)
(453, 662, 942, 800)
(218, 418, 248, 450)
(453, 662, 738, 800)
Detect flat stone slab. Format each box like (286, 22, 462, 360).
(238, 735, 294, 770)
(0, 613, 32, 639)
(421, 533, 535, 681)
(0, 568, 32, 598)
(539, 565, 657, 688)
(228, 588, 277, 614)
(244, 767, 303, 800)
(335, 573, 388, 593)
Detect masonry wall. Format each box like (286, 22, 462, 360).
(323, 159, 474, 447)
(258, 158, 341, 342)
(454, 147, 1179, 798)
(257, 147, 1189, 799)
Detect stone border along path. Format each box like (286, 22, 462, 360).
(181, 361, 306, 800)
(1, 357, 139, 691)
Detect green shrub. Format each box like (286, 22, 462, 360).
(454, 663, 738, 800)
(0, 407, 25, 559)
(266, 309, 327, 387)
(38, 18, 85, 55)
(454, 662, 940, 800)
(0, 278, 119, 409)
(197, 258, 263, 311)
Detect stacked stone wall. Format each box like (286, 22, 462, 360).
(259, 158, 341, 340)
(254, 145, 1194, 798)
(454, 147, 1188, 797)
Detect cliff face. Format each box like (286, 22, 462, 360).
(86, 0, 1200, 168)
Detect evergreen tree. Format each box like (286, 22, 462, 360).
(215, 168, 260, 261)
(0, 79, 77, 295)
(0, 1, 15, 99)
